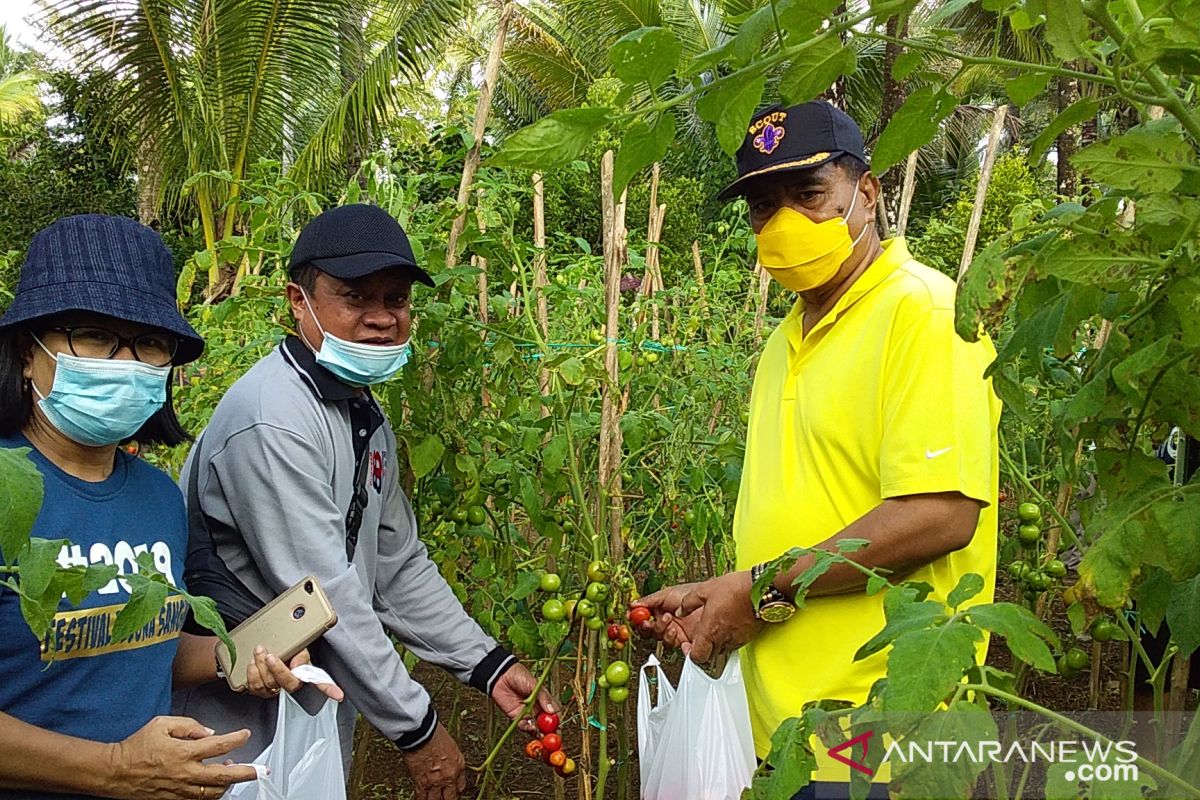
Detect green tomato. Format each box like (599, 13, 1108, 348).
(1028, 571, 1050, 590)
(562, 520, 576, 534)
(468, 506, 487, 526)
(1065, 647, 1089, 671)
(1007, 561, 1027, 579)
(1018, 524, 1041, 545)
(683, 509, 697, 527)
(1044, 559, 1067, 578)
(539, 572, 562, 593)
(576, 598, 597, 619)
(608, 686, 629, 704)
(597, 674, 609, 689)
(542, 599, 566, 622)
(1057, 654, 1077, 679)
(605, 660, 631, 687)
(1018, 502, 1042, 523)
(1091, 620, 1118, 643)
(585, 581, 609, 603)
(451, 507, 469, 523)
(585, 615, 604, 631)
(587, 561, 610, 582)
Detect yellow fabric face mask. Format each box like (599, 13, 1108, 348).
(754, 187, 868, 292)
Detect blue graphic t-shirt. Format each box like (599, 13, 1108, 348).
(0, 435, 189, 798)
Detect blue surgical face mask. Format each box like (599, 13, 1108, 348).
(30, 335, 170, 447)
(300, 289, 411, 386)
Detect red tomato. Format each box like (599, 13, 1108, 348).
(629, 606, 652, 626)
(607, 623, 622, 641)
(618, 624, 631, 642)
(541, 733, 562, 753)
(525, 739, 544, 760)
(536, 712, 559, 735)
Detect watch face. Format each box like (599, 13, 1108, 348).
(759, 602, 796, 623)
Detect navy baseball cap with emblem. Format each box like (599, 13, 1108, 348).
(289, 203, 434, 287)
(717, 101, 868, 200)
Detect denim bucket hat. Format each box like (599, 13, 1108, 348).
(0, 214, 204, 364)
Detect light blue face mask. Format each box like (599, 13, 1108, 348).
(31, 335, 170, 447)
(300, 290, 411, 386)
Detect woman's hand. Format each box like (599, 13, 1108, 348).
(244, 646, 344, 702)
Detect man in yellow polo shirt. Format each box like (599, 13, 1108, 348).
(632, 101, 1000, 799)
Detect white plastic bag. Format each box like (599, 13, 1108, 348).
(637, 652, 756, 800)
(228, 665, 345, 800)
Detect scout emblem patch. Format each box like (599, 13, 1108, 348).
(754, 122, 785, 155)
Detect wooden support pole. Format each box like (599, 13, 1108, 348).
(445, 2, 515, 269)
(533, 172, 550, 401)
(598, 151, 625, 562)
(753, 265, 772, 344)
(896, 150, 919, 238)
(958, 104, 1008, 281)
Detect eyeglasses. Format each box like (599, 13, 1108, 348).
(48, 326, 179, 367)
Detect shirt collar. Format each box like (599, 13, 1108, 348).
(781, 237, 912, 354)
(281, 335, 362, 402)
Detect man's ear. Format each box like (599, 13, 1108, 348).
(285, 282, 307, 321)
(859, 172, 882, 214)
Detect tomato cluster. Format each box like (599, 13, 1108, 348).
(524, 712, 577, 777)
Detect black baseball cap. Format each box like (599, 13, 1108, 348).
(717, 101, 868, 200)
(289, 203, 434, 286)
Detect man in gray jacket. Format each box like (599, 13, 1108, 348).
(173, 204, 555, 799)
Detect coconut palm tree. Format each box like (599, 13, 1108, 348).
(40, 0, 470, 294)
(0, 26, 43, 134)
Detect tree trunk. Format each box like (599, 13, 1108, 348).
(822, 4, 849, 109)
(878, 15, 909, 225)
(1055, 76, 1078, 196)
(445, 3, 516, 270)
(339, 10, 368, 180)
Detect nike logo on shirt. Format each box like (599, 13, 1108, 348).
(925, 447, 953, 459)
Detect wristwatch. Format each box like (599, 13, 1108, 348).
(750, 562, 797, 623)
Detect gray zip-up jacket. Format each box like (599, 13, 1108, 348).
(172, 337, 514, 764)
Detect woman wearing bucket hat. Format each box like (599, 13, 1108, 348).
(0, 215, 341, 800)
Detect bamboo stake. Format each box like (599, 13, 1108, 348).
(957, 104, 1009, 281)
(475, 211, 489, 328)
(598, 152, 625, 561)
(533, 172, 550, 401)
(691, 240, 708, 307)
(753, 264, 772, 343)
(896, 150, 919, 237)
(445, 2, 515, 269)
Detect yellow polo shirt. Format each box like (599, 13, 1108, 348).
(734, 238, 1000, 779)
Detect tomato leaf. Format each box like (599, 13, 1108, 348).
(872, 86, 958, 174)
(1072, 125, 1193, 194)
(1043, 1, 1090, 60)
(1031, 98, 1099, 163)
(779, 37, 857, 105)
(696, 73, 767, 156)
(946, 573, 984, 610)
(408, 434, 446, 480)
(882, 622, 981, 712)
(1167, 574, 1200, 657)
(609, 28, 681, 90)
(110, 578, 169, 644)
(1005, 72, 1050, 106)
(558, 357, 585, 387)
(965, 603, 1059, 672)
(0, 448, 43, 565)
(888, 703, 999, 798)
(491, 108, 613, 169)
(613, 113, 675, 199)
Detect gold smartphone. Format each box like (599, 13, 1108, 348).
(215, 576, 338, 693)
